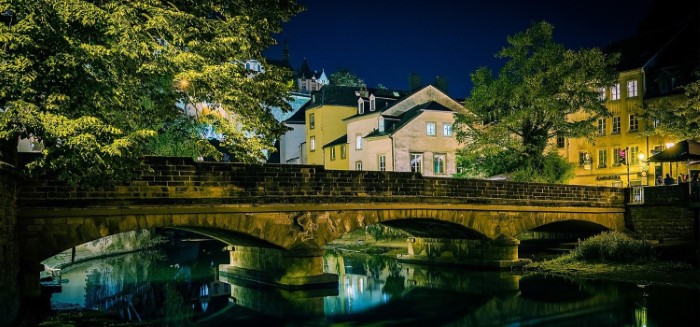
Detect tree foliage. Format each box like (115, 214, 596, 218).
(0, 0, 302, 185)
(641, 79, 700, 139)
(454, 21, 619, 182)
(329, 69, 365, 87)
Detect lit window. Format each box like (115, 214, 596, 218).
(378, 155, 386, 171)
(309, 113, 315, 129)
(630, 146, 639, 165)
(310, 136, 315, 151)
(355, 133, 362, 150)
(598, 87, 606, 101)
(426, 122, 436, 136)
(579, 152, 590, 167)
(410, 153, 423, 173)
(597, 118, 606, 135)
(613, 147, 623, 166)
(433, 154, 446, 175)
(612, 116, 621, 134)
(340, 144, 347, 159)
(598, 149, 607, 168)
(443, 123, 452, 136)
(330, 147, 336, 160)
(627, 79, 638, 97)
(355, 161, 363, 171)
(611, 83, 620, 100)
(629, 114, 638, 131)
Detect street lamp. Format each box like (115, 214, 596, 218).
(638, 153, 647, 186)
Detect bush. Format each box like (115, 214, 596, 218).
(571, 231, 655, 263)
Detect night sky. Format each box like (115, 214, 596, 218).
(265, 0, 657, 99)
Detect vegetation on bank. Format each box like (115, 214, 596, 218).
(526, 231, 700, 289)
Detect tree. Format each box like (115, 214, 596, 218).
(641, 79, 700, 139)
(329, 69, 365, 87)
(454, 21, 619, 182)
(0, 0, 302, 185)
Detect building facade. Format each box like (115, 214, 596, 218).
(559, 17, 700, 186)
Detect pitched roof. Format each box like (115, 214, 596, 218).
(305, 85, 363, 108)
(323, 134, 347, 148)
(283, 100, 308, 124)
(365, 101, 454, 138)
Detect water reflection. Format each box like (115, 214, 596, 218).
(45, 242, 700, 326)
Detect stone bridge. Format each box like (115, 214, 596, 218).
(12, 157, 626, 293)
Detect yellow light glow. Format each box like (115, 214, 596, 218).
(666, 142, 675, 149)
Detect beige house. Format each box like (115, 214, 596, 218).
(345, 85, 466, 176)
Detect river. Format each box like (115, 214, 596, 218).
(34, 238, 700, 326)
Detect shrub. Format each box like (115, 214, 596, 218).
(571, 231, 655, 263)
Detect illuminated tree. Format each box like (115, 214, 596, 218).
(329, 69, 365, 87)
(0, 0, 302, 185)
(454, 21, 619, 182)
(641, 79, 700, 139)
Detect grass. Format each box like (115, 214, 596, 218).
(526, 231, 700, 289)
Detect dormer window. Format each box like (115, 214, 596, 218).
(369, 95, 376, 111)
(357, 98, 365, 114)
(378, 117, 385, 132)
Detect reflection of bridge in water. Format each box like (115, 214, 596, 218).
(216, 253, 637, 326)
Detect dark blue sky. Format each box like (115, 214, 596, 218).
(265, 0, 655, 99)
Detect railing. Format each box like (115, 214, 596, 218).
(629, 186, 644, 205)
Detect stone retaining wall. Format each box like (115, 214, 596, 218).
(0, 162, 19, 325)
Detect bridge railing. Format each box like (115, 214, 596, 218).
(629, 186, 644, 205)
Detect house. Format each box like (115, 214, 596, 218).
(559, 14, 700, 186)
(297, 58, 329, 93)
(345, 85, 465, 176)
(303, 85, 382, 166)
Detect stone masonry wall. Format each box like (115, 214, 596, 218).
(0, 162, 19, 325)
(18, 157, 625, 209)
(626, 185, 696, 240)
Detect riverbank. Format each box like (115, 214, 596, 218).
(524, 255, 700, 289)
(329, 237, 700, 289)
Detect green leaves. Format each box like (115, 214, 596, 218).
(641, 80, 700, 139)
(455, 21, 618, 182)
(0, 0, 302, 185)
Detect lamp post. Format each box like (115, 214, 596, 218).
(638, 153, 647, 186)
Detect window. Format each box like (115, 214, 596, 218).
(378, 117, 385, 132)
(340, 144, 347, 159)
(309, 113, 315, 129)
(598, 87, 606, 101)
(612, 116, 621, 134)
(443, 123, 452, 137)
(410, 153, 423, 173)
(579, 152, 590, 167)
(613, 147, 623, 166)
(597, 118, 606, 135)
(433, 154, 446, 175)
(370, 96, 376, 111)
(629, 146, 639, 165)
(310, 136, 316, 151)
(629, 114, 638, 131)
(611, 83, 620, 100)
(598, 149, 607, 168)
(627, 79, 638, 97)
(378, 155, 386, 171)
(330, 147, 336, 160)
(355, 161, 363, 171)
(426, 122, 436, 136)
(358, 99, 365, 114)
(355, 133, 362, 150)
(556, 136, 565, 148)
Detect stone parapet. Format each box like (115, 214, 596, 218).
(18, 157, 626, 209)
